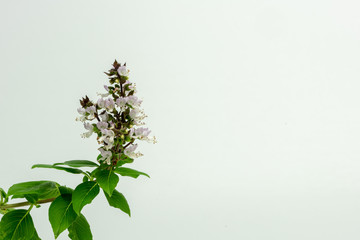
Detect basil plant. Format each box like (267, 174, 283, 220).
(0, 60, 156, 240)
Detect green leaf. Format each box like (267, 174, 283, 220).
(67, 214, 93, 240)
(8, 181, 60, 200)
(116, 155, 134, 166)
(104, 190, 131, 217)
(54, 160, 99, 168)
(32, 164, 84, 174)
(72, 182, 99, 215)
(59, 186, 73, 195)
(49, 194, 78, 239)
(0, 187, 7, 204)
(0, 188, 6, 199)
(24, 194, 38, 204)
(0, 209, 40, 240)
(90, 168, 100, 178)
(94, 169, 119, 196)
(114, 167, 150, 179)
(82, 176, 89, 182)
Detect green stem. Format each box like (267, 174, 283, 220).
(0, 198, 56, 210)
(82, 171, 91, 179)
(28, 204, 34, 212)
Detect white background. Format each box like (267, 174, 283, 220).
(1, 0, 360, 239)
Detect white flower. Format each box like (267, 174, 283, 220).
(76, 107, 87, 122)
(99, 129, 115, 150)
(116, 97, 128, 111)
(125, 144, 138, 153)
(99, 112, 108, 122)
(97, 98, 106, 109)
(134, 127, 151, 137)
(96, 121, 108, 130)
(117, 66, 129, 76)
(124, 144, 143, 158)
(77, 107, 86, 115)
(86, 106, 96, 119)
(127, 95, 142, 107)
(84, 122, 93, 130)
(130, 127, 156, 143)
(129, 108, 139, 119)
(98, 148, 112, 165)
(129, 108, 147, 121)
(81, 122, 94, 138)
(105, 98, 115, 111)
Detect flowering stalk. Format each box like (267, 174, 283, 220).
(76, 60, 156, 166)
(0, 198, 56, 210)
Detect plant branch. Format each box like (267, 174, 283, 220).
(0, 198, 56, 210)
(124, 141, 134, 149)
(95, 112, 101, 122)
(115, 72, 124, 97)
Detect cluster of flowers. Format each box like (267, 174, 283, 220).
(76, 61, 156, 165)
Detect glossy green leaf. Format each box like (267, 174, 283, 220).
(67, 214, 93, 240)
(24, 194, 38, 204)
(90, 168, 100, 178)
(49, 194, 78, 239)
(104, 189, 131, 217)
(82, 176, 89, 182)
(95, 169, 119, 196)
(59, 186, 73, 195)
(54, 160, 99, 168)
(72, 182, 99, 215)
(0, 188, 6, 199)
(0, 187, 7, 205)
(0, 209, 40, 240)
(114, 167, 150, 179)
(8, 181, 60, 200)
(32, 164, 84, 174)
